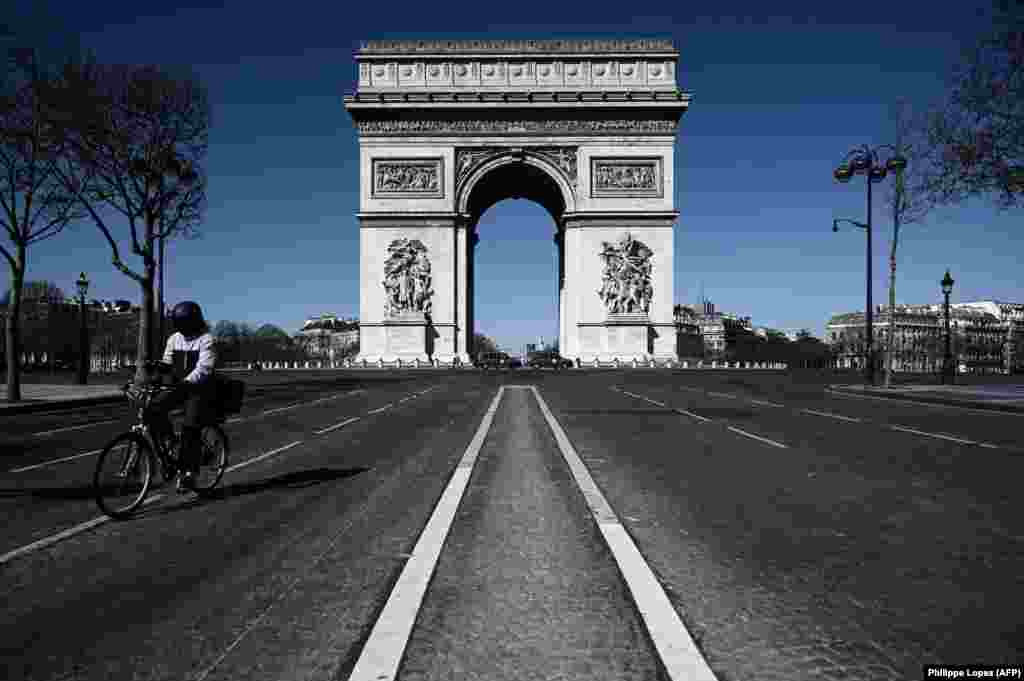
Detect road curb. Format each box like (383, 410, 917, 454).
(827, 386, 1024, 414)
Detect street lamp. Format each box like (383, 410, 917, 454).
(76, 272, 90, 385)
(833, 144, 907, 386)
(941, 269, 955, 385)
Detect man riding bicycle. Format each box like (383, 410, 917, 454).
(148, 301, 218, 492)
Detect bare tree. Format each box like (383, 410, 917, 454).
(0, 47, 93, 400)
(55, 62, 209, 385)
(921, 0, 1024, 209)
(881, 100, 936, 387)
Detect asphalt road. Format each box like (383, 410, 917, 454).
(1, 369, 1021, 680)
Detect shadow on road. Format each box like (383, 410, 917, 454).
(202, 466, 371, 500)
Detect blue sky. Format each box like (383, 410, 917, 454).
(9, 0, 1021, 350)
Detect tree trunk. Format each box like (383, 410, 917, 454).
(885, 253, 897, 387)
(5, 247, 26, 402)
(133, 265, 156, 387)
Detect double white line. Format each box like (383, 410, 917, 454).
(348, 385, 716, 681)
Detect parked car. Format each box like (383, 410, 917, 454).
(527, 351, 573, 369)
(476, 351, 514, 369)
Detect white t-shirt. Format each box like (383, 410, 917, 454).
(162, 332, 217, 384)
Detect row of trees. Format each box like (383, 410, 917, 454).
(212, 321, 359, 365)
(2, 40, 209, 399)
(713, 327, 833, 368)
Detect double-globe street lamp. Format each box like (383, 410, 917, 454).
(833, 144, 907, 386)
(941, 269, 955, 385)
(76, 272, 90, 385)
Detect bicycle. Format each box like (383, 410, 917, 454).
(93, 373, 230, 519)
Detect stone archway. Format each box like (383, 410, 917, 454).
(344, 38, 692, 365)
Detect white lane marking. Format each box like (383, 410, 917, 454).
(261, 402, 305, 416)
(33, 419, 119, 436)
(235, 389, 365, 423)
(0, 494, 162, 566)
(750, 399, 784, 408)
(348, 387, 504, 681)
(801, 409, 862, 423)
(367, 403, 393, 415)
(888, 425, 987, 446)
(532, 386, 717, 681)
(225, 440, 303, 474)
(727, 426, 789, 449)
(3, 439, 307, 565)
(314, 417, 361, 436)
(616, 387, 711, 423)
(9, 448, 103, 473)
(707, 391, 737, 399)
(674, 408, 711, 423)
(8, 388, 370, 473)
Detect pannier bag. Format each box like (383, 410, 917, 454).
(217, 376, 246, 415)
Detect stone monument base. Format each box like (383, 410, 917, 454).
(577, 318, 651, 362)
(356, 314, 432, 364)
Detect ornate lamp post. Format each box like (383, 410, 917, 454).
(76, 272, 90, 385)
(833, 144, 907, 386)
(941, 269, 955, 385)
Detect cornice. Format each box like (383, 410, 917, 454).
(357, 39, 678, 57)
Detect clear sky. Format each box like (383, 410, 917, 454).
(9, 0, 1021, 351)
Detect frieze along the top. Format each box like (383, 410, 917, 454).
(358, 39, 678, 56)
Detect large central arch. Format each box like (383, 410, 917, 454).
(343, 39, 692, 365)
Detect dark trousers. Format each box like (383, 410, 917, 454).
(149, 381, 217, 472)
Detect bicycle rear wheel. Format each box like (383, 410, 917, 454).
(192, 424, 228, 495)
(94, 433, 153, 519)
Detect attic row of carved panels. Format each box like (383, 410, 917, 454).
(357, 60, 677, 90)
(346, 90, 689, 104)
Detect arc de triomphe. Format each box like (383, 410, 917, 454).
(343, 39, 691, 365)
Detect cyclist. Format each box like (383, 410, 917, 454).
(149, 301, 218, 492)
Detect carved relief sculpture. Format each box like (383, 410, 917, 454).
(383, 239, 433, 316)
(591, 158, 662, 197)
(597, 233, 653, 314)
(455, 146, 578, 194)
(372, 159, 442, 196)
(533, 147, 578, 187)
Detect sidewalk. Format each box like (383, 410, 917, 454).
(0, 383, 126, 415)
(829, 382, 1024, 413)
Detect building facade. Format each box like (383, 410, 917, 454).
(294, 314, 360, 361)
(0, 298, 140, 371)
(827, 300, 1024, 374)
(674, 301, 753, 357)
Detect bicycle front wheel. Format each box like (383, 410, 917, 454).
(192, 424, 229, 495)
(94, 433, 153, 519)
